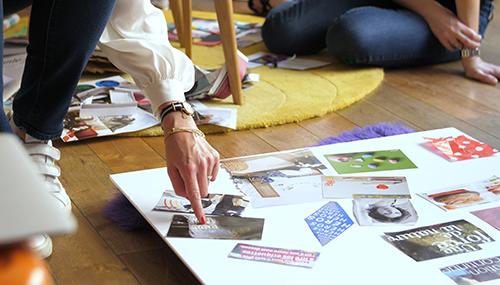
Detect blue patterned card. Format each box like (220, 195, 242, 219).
(305, 201, 353, 246)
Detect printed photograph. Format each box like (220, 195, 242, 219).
(471, 206, 500, 230)
(418, 176, 500, 211)
(61, 76, 159, 142)
(322, 176, 410, 199)
(248, 52, 290, 68)
(153, 190, 249, 217)
(61, 109, 108, 141)
(167, 18, 261, 48)
(324, 149, 417, 174)
(222, 149, 327, 207)
(100, 115, 136, 132)
(382, 219, 494, 261)
(166, 215, 264, 240)
(441, 255, 500, 285)
(353, 198, 418, 226)
(61, 108, 157, 142)
(424, 135, 498, 162)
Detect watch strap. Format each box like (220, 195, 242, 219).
(159, 102, 183, 122)
(159, 101, 195, 124)
(461, 47, 480, 58)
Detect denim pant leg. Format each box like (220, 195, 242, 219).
(0, 0, 32, 133)
(11, 0, 116, 140)
(0, 0, 8, 133)
(326, 1, 493, 67)
(261, 0, 387, 56)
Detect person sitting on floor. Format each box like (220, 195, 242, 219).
(259, 0, 500, 85)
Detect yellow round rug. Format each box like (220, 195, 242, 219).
(131, 11, 384, 136)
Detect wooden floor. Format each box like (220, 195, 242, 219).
(47, 3, 500, 285)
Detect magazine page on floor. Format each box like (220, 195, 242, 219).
(323, 149, 417, 174)
(418, 176, 500, 211)
(61, 76, 158, 142)
(322, 175, 411, 198)
(353, 198, 418, 226)
(166, 215, 264, 240)
(383, 219, 495, 261)
(228, 243, 320, 268)
(440, 255, 500, 285)
(221, 149, 328, 208)
(471, 206, 500, 230)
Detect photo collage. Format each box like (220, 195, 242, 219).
(155, 134, 499, 281)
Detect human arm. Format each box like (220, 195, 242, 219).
(394, 0, 499, 85)
(98, 0, 220, 223)
(455, 0, 500, 85)
(393, 0, 481, 51)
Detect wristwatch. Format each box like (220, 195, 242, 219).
(159, 101, 194, 122)
(461, 47, 480, 58)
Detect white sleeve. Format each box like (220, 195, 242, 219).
(98, 0, 195, 116)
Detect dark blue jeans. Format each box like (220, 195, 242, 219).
(0, 0, 116, 138)
(262, 0, 494, 67)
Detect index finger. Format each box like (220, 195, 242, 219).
(180, 169, 206, 224)
(167, 167, 187, 198)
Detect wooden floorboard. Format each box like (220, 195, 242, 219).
(297, 112, 358, 139)
(252, 123, 320, 150)
(337, 98, 421, 130)
(206, 130, 276, 158)
(366, 84, 500, 147)
(88, 137, 165, 173)
(387, 67, 500, 112)
(119, 244, 201, 285)
(47, 203, 140, 285)
(47, 3, 500, 285)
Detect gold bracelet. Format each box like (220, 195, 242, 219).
(164, 127, 205, 140)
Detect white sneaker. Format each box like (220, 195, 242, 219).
(29, 234, 53, 260)
(10, 120, 71, 259)
(23, 138, 72, 213)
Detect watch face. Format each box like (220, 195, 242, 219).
(182, 102, 195, 115)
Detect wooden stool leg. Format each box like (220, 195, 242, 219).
(182, 0, 193, 59)
(169, 0, 184, 48)
(214, 0, 244, 105)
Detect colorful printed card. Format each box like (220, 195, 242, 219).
(228, 243, 320, 268)
(471, 206, 500, 230)
(322, 176, 410, 199)
(441, 255, 500, 285)
(305, 202, 353, 246)
(418, 176, 500, 211)
(424, 135, 498, 161)
(324, 149, 417, 174)
(383, 220, 494, 261)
